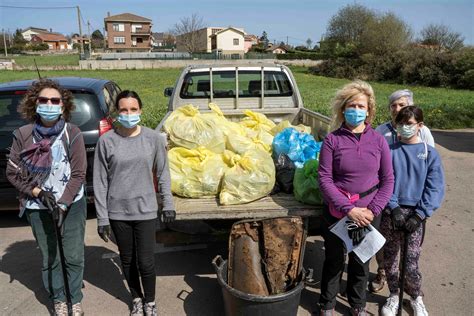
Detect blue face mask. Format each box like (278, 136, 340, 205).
(117, 113, 141, 129)
(36, 104, 62, 122)
(344, 108, 367, 127)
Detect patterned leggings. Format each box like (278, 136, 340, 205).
(381, 207, 424, 298)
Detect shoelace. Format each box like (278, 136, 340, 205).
(412, 300, 427, 312)
(386, 296, 399, 308)
(72, 303, 82, 314)
(131, 300, 143, 314)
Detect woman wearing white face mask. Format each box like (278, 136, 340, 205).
(93, 90, 175, 316)
(6, 79, 87, 316)
(380, 106, 445, 316)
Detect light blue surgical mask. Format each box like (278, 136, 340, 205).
(397, 124, 418, 139)
(117, 113, 141, 129)
(36, 104, 62, 122)
(344, 108, 367, 127)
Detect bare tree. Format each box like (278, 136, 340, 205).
(420, 23, 464, 51)
(172, 13, 205, 53)
(306, 38, 313, 49)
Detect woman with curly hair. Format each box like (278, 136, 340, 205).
(6, 79, 87, 316)
(317, 80, 394, 316)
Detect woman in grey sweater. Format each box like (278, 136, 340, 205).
(93, 90, 175, 316)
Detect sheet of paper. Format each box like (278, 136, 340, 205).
(329, 216, 386, 263)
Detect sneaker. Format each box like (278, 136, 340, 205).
(350, 307, 367, 316)
(369, 268, 386, 293)
(53, 302, 67, 316)
(72, 302, 84, 316)
(381, 294, 399, 316)
(144, 301, 157, 316)
(130, 298, 144, 316)
(410, 296, 429, 316)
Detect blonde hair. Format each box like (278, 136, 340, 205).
(330, 80, 376, 131)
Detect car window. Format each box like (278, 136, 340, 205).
(0, 91, 103, 132)
(179, 71, 293, 99)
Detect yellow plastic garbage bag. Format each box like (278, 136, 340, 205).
(203, 103, 246, 136)
(239, 110, 276, 148)
(226, 133, 271, 154)
(270, 120, 311, 136)
(220, 149, 276, 205)
(164, 104, 226, 153)
(168, 146, 228, 198)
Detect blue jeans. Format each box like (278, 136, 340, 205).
(25, 196, 86, 304)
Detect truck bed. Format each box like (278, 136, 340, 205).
(173, 193, 323, 220)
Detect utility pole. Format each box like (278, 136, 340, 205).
(87, 20, 92, 56)
(2, 29, 7, 57)
(76, 6, 84, 54)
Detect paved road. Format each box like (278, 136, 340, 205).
(0, 129, 472, 315)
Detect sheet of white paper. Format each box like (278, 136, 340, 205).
(329, 216, 386, 263)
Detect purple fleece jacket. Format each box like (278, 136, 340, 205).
(318, 124, 394, 217)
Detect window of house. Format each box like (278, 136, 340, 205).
(131, 24, 143, 33)
(112, 23, 124, 32)
(233, 38, 239, 46)
(136, 37, 143, 43)
(114, 36, 125, 44)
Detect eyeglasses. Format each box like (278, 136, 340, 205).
(37, 96, 62, 105)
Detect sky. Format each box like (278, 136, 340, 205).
(0, 0, 473, 46)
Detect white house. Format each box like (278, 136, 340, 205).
(176, 26, 245, 57)
(21, 27, 49, 41)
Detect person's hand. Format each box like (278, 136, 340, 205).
(362, 208, 374, 222)
(98, 225, 111, 242)
(391, 207, 405, 230)
(160, 210, 176, 223)
(405, 213, 424, 233)
(347, 207, 371, 227)
(38, 190, 56, 212)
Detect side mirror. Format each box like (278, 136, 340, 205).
(164, 87, 173, 97)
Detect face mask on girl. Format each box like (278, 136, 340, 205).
(36, 104, 62, 122)
(117, 113, 141, 129)
(396, 123, 418, 139)
(344, 108, 367, 127)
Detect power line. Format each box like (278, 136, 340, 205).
(0, 5, 76, 9)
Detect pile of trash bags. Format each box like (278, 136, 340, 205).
(165, 104, 275, 205)
(164, 103, 324, 205)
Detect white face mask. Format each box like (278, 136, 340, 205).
(396, 124, 418, 139)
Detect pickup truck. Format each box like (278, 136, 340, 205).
(156, 63, 331, 241)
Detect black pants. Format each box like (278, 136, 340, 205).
(110, 219, 156, 303)
(319, 207, 380, 310)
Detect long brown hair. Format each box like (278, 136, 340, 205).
(19, 79, 75, 122)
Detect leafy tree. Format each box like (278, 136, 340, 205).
(420, 23, 464, 51)
(171, 13, 205, 53)
(326, 4, 375, 45)
(91, 29, 104, 49)
(260, 31, 269, 48)
(92, 30, 104, 40)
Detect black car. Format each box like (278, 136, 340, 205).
(0, 77, 121, 211)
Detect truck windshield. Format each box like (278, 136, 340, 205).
(180, 70, 293, 99)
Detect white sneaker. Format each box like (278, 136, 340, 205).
(130, 298, 144, 316)
(410, 296, 429, 316)
(381, 294, 399, 316)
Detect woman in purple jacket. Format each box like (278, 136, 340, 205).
(317, 80, 394, 316)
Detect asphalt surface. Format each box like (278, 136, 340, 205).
(0, 129, 472, 316)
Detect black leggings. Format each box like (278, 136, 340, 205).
(110, 219, 156, 303)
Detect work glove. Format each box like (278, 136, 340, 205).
(38, 190, 56, 213)
(405, 213, 424, 233)
(346, 220, 372, 246)
(160, 210, 176, 223)
(391, 207, 405, 231)
(98, 225, 111, 242)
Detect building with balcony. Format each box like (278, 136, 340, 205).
(104, 13, 152, 52)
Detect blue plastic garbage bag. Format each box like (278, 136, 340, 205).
(272, 128, 322, 168)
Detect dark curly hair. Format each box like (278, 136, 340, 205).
(19, 79, 75, 122)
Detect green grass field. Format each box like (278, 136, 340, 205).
(1, 67, 473, 129)
(10, 54, 80, 67)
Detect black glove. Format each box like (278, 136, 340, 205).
(98, 225, 111, 242)
(346, 220, 372, 246)
(38, 190, 56, 213)
(405, 213, 424, 233)
(160, 210, 176, 223)
(391, 207, 405, 230)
